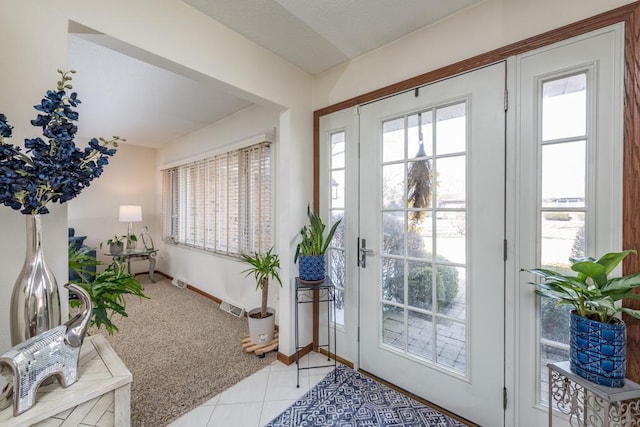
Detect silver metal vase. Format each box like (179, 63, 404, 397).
(9, 214, 61, 346)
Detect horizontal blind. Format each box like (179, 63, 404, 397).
(161, 141, 272, 257)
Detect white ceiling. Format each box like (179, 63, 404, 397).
(67, 0, 482, 148)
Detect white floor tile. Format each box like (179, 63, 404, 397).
(259, 399, 297, 425)
(207, 402, 262, 427)
(201, 393, 220, 406)
(217, 371, 269, 404)
(265, 367, 311, 401)
(168, 405, 215, 427)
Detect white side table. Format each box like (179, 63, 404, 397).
(548, 361, 640, 426)
(0, 335, 132, 427)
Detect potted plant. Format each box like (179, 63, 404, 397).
(522, 250, 640, 387)
(69, 244, 147, 335)
(240, 247, 282, 345)
(294, 204, 342, 283)
(100, 235, 136, 254)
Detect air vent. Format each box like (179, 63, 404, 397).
(171, 276, 187, 289)
(220, 300, 245, 317)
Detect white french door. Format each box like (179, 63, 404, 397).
(358, 63, 506, 427)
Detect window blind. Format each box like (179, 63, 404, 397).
(162, 141, 272, 256)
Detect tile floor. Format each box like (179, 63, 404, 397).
(168, 352, 335, 427)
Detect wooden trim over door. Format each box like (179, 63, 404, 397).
(313, 2, 640, 380)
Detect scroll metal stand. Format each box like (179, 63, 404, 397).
(547, 361, 640, 426)
(294, 277, 337, 388)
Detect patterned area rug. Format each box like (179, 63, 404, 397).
(265, 365, 467, 426)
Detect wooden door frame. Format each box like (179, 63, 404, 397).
(312, 2, 640, 381)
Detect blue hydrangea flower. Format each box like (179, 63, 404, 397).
(0, 70, 122, 215)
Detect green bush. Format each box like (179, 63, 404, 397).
(385, 257, 459, 310)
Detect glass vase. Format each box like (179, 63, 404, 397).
(9, 214, 61, 345)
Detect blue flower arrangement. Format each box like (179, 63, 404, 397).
(0, 70, 121, 215)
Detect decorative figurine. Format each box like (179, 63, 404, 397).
(0, 283, 93, 416)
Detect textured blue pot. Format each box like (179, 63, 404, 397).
(298, 255, 325, 282)
(570, 310, 626, 388)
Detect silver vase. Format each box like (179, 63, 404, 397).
(10, 214, 61, 346)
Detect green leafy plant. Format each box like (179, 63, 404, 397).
(294, 204, 342, 262)
(69, 244, 147, 335)
(522, 250, 640, 324)
(99, 235, 137, 250)
(240, 247, 282, 319)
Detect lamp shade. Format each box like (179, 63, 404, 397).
(119, 205, 142, 222)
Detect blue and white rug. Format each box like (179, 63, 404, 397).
(265, 365, 467, 426)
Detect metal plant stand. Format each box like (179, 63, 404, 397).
(548, 361, 640, 426)
(294, 277, 337, 388)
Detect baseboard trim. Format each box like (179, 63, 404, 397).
(318, 348, 354, 369)
(277, 343, 313, 366)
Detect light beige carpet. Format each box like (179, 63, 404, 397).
(93, 275, 276, 427)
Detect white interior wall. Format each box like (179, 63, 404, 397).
(312, 0, 635, 109)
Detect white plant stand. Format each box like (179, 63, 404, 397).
(0, 334, 132, 427)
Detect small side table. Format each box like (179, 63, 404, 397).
(294, 277, 337, 388)
(0, 335, 132, 426)
(106, 248, 158, 282)
(548, 361, 640, 426)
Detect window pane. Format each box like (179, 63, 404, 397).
(407, 260, 433, 311)
(541, 142, 585, 208)
(383, 118, 404, 163)
(540, 212, 585, 270)
(408, 310, 433, 361)
(382, 257, 404, 304)
(437, 155, 465, 208)
(382, 304, 405, 350)
(408, 111, 433, 157)
(383, 163, 405, 209)
(331, 170, 345, 209)
(407, 211, 432, 259)
(383, 211, 405, 256)
(436, 103, 466, 155)
(436, 318, 465, 372)
(435, 265, 464, 319)
(436, 212, 465, 265)
(542, 73, 586, 141)
(331, 132, 345, 169)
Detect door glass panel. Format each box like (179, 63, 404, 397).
(407, 211, 433, 259)
(383, 163, 405, 209)
(382, 304, 405, 350)
(328, 131, 346, 326)
(382, 257, 404, 304)
(436, 103, 466, 155)
(408, 111, 433, 157)
(383, 211, 405, 256)
(541, 141, 585, 208)
(380, 100, 468, 373)
(408, 310, 433, 360)
(383, 118, 405, 163)
(542, 73, 586, 141)
(436, 318, 465, 372)
(436, 212, 466, 265)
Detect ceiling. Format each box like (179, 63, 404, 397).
(68, 0, 482, 148)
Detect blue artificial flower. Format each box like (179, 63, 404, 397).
(0, 70, 122, 215)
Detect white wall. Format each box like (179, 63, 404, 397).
(313, 0, 636, 109)
(0, 0, 313, 355)
(68, 144, 158, 272)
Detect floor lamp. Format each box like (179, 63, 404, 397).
(119, 205, 142, 250)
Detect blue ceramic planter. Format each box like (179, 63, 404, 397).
(570, 310, 626, 388)
(298, 255, 325, 282)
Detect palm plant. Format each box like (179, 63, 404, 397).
(522, 249, 640, 324)
(294, 204, 342, 261)
(240, 247, 282, 319)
